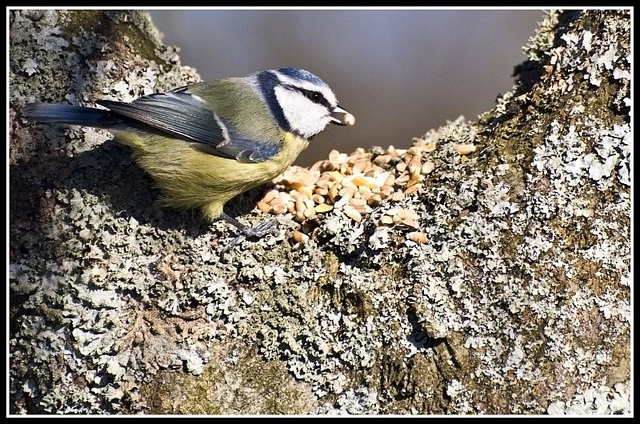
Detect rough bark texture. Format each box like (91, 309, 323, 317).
(9, 10, 630, 415)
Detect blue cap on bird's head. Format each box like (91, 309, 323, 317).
(275, 67, 325, 85)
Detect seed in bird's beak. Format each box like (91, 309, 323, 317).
(341, 113, 356, 126)
(330, 105, 356, 126)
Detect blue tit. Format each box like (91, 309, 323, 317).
(22, 67, 355, 254)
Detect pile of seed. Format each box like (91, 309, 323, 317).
(258, 137, 476, 243)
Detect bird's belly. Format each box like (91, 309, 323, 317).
(117, 131, 308, 221)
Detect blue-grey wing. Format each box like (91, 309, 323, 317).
(97, 87, 280, 163)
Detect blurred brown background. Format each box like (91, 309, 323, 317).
(149, 9, 543, 166)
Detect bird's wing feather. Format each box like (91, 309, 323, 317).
(97, 87, 280, 163)
(214, 130, 282, 163)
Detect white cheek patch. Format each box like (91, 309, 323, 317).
(274, 86, 331, 139)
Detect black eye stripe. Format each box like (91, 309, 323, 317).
(285, 85, 332, 110)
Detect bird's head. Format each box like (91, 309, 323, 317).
(254, 67, 355, 139)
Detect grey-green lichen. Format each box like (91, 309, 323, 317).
(9, 9, 630, 415)
(139, 340, 317, 414)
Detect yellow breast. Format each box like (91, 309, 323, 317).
(113, 130, 309, 222)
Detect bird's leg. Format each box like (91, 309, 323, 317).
(221, 213, 278, 237)
(219, 212, 278, 256)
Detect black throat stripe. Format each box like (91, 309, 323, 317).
(257, 71, 292, 134)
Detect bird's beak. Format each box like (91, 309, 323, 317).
(329, 105, 356, 126)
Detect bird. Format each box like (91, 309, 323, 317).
(22, 67, 355, 255)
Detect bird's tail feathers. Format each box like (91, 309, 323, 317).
(21, 103, 122, 128)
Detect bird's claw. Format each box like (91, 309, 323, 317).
(241, 219, 278, 238)
(219, 216, 279, 259)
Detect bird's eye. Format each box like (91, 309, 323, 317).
(307, 91, 322, 103)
